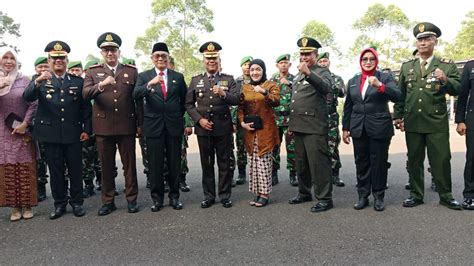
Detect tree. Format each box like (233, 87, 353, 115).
(135, 0, 214, 81)
(349, 4, 413, 69)
(0, 11, 21, 51)
(300, 20, 342, 58)
(444, 11, 474, 61)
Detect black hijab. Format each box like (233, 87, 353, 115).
(249, 59, 267, 85)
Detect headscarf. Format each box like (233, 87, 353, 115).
(359, 47, 378, 92)
(249, 59, 267, 85)
(0, 47, 20, 97)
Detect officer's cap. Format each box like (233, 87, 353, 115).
(152, 42, 169, 54)
(413, 22, 441, 39)
(297, 37, 321, 53)
(240, 56, 253, 66)
(44, 41, 70, 57)
(412, 49, 419, 56)
(97, 32, 122, 48)
(199, 41, 222, 58)
(67, 61, 82, 70)
(275, 54, 290, 63)
(34, 56, 48, 66)
(84, 59, 100, 70)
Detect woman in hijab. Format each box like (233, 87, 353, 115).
(238, 59, 280, 207)
(342, 47, 401, 211)
(0, 48, 38, 221)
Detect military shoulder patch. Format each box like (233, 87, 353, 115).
(89, 64, 102, 69)
(440, 58, 454, 64)
(220, 72, 232, 77)
(123, 63, 137, 69)
(192, 73, 204, 78)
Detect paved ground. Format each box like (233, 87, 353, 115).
(1, 126, 473, 265)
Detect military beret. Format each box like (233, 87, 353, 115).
(84, 59, 100, 70)
(317, 52, 329, 61)
(199, 41, 222, 58)
(275, 54, 290, 63)
(297, 37, 321, 52)
(152, 42, 169, 54)
(44, 41, 70, 57)
(412, 49, 419, 57)
(240, 56, 253, 66)
(413, 22, 441, 39)
(97, 32, 122, 48)
(121, 57, 136, 65)
(169, 56, 175, 65)
(34, 56, 48, 66)
(67, 61, 83, 70)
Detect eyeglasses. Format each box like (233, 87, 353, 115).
(361, 57, 376, 62)
(151, 54, 169, 60)
(101, 47, 118, 53)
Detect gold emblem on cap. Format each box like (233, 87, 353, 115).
(302, 38, 308, 47)
(105, 34, 114, 42)
(419, 24, 425, 33)
(54, 42, 63, 51)
(207, 43, 215, 51)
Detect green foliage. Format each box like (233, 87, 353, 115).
(444, 11, 474, 61)
(0, 11, 21, 51)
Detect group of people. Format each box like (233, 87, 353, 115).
(1, 21, 473, 222)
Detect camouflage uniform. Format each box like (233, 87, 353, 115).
(37, 142, 49, 201)
(270, 72, 296, 185)
(233, 75, 250, 184)
(81, 134, 101, 197)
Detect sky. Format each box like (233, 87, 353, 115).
(3, 0, 474, 81)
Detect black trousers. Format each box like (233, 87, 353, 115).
(352, 129, 391, 199)
(43, 142, 83, 208)
(463, 130, 474, 198)
(146, 130, 182, 205)
(197, 134, 232, 200)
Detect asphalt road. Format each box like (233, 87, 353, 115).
(1, 129, 473, 265)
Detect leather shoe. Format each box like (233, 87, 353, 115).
(221, 199, 232, 208)
(98, 203, 116, 216)
(402, 197, 424, 207)
(311, 201, 333, 213)
(127, 201, 139, 213)
(354, 198, 369, 210)
(151, 203, 163, 212)
(374, 199, 385, 211)
(179, 182, 191, 192)
(439, 199, 462, 210)
(49, 207, 66, 220)
(72, 205, 86, 217)
(169, 199, 183, 210)
(288, 195, 312, 204)
(201, 199, 215, 208)
(333, 179, 345, 187)
(462, 198, 474, 210)
(405, 182, 411, 190)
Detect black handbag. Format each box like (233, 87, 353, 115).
(4, 112, 23, 130)
(244, 115, 263, 130)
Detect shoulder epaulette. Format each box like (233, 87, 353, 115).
(402, 59, 415, 65)
(68, 74, 83, 80)
(89, 64, 102, 69)
(123, 63, 137, 69)
(220, 72, 232, 77)
(192, 73, 204, 78)
(440, 58, 454, 64)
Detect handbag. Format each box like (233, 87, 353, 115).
(244, 115, 263, 130)
(4, 112, 23, 130)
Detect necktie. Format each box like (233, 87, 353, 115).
(421, 61, 427, 77)
(159, 71, 166, 99)
(58, 77, 63, 87)
(209, 75, 215, 86)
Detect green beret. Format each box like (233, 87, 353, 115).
(121, 57, 136, 65)
(413, 22, 441, 39)
(240, 56, 253, 66)
(67, 61, 82, 70)
(84, 59, 100, 70)
(34, 56, 48, 66)
(275, 54, 290, 63)
(317, 52, 329, 61)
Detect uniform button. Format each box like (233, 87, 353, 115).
(291, 110, 294, 113)
(61, 118, 64, 122)
(210, 96, 213, 99)
(115, 108, 119, 112)
(419, 88, 423, 91)
(60, 98, 64, 102)
(114, 99, 117, 102)
(418, 99, 422, 102)
(113, 90, 117, 93)
(40, 120, 44, 124)
(292, 100, 295, 103)
(435, 110, 438, 113)
(61, 108, 65, 112)
(470, 109, 473, 112)
(210, 105, 213, 108)
(418, 109, 422, 112)
(304, 112, 308, 114)
(421, 78, 424, 81)
(294, 91, 297, 93)
(60, 90, 64, 93)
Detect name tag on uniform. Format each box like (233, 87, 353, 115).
(302, 80, 309, 85)
(69, 87, 78, 90)
(96, 73, 106, 78)
(196, 84, 204, 88)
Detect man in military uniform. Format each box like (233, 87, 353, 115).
(232, 56, 252, 185)
(33, 56, 50, 202)
(24, 41, 92, 219)
(83, 32, 141, 215)
(270, 54, 297, 186)
(288, 37, 334, 213)
(455, 59, 474, 210)
(185, 41, 239, 208)
(317, 52, 346, 187)
(394, 22, 462, 210)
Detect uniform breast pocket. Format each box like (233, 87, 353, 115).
(96, 112, 106, 119)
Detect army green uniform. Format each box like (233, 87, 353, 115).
(394, 56, 460, 202)
(233, 74, 251, 184)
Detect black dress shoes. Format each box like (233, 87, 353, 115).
(169, 199, 183, 210)
(98, 203, 117, 216)
(354, 198, 369, 210)
(405, 182, 411, 190)
(179, 182, 191, 192)
(311, 201, 333, 213)
(201, 199, 215, 208)
(72, 205, 86, 217)
(288, 195, 312, 204)
(221, 199, 232, 208)
(462, 198, 474, 210)
(333, 179, 345, 187)
(439, 199, 462, 210)
(151, 203, 163, 212)
(402, 197, 424, 207)
(127, 201, 139, 213)
(49, 207, 66, 220)
(374, 198, 385, 211)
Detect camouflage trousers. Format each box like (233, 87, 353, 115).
(229, 133, 236, 172)
(82, 135, 101, 183)
(235, 127, 247, 167)
(139, 137, 149, 177)
(328, 123, 342, 172)
(37, 142, 48, 185)
(272, 126, 295, 171)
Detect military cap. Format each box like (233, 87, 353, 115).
(97, 32, 122, 48)
(121, 57, 136, 65)
(67, 61, 83, 70)
(152, 42, 169, 54)
(413, 22, 441, 39)
(240, 56, 253, 66)
(297, 37, 321, 52)
(34, 56, 48, 66)
(317, 52, 329, 61)
(169, 56, 175, 65)
(275, 54, 290, 63)
(412, 49, 419, 56)
(199, 41, 222, 58)
(44, 41, 70, 57)
(84, 59, 100, 70)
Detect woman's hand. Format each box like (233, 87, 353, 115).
(342, 130, 351, 144)
(253, 85, 266, 94)
(367, 76, 381, 88)
(0, 77, 10, 88)
(11, 121, 28, 135)
(241, 121, 255, 131)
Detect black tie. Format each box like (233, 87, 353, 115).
(111, 68, 115, 76)
(209, 75, 215, 86)
(58, 77, 63, 87)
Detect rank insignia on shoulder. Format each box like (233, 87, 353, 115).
(440, 58, 453, 64)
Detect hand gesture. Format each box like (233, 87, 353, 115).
(241, 121, 255, 131)
(367, 76, 381, 88)
(434, 68, 447, 83)
(297, 62, 310, 75)
(457, 123, 467, 136)
(199, 118, 213, 131)
(212, 85, 225, 97)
